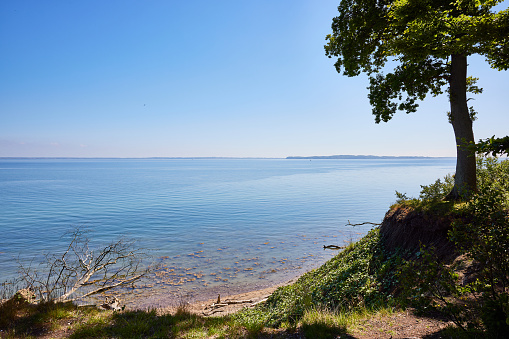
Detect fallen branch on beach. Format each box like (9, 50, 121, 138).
(75, 274, 144, 300)
(17, 226, 149, 303)
(322, 221, 381, 250)
(202, 295, 268, 316)
(250, 298, 268, 306)
(205, 299, 253, 309)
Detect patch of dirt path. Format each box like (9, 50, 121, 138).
(348, 310, 453, 339)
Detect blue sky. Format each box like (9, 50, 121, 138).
(1, 0, 508, 158)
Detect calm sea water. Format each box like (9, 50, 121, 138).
(0, 158, 455, 306)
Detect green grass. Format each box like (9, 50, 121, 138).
(235, 227, 401, 328)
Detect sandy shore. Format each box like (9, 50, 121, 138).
(155, 278, 297, 316)
(120, 264, 313, 311)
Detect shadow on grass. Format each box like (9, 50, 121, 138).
(69, 308, 248, 339)
(300, 321, 351, 339)
(1, 299, 352, 339)
(70, 308, 354, 339)
(0, 299, 85, 338)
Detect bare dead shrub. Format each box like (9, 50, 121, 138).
(17, 227, 149, 303)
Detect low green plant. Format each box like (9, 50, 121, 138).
(237, 228, 401, 327)
(300, 308, 347, 339)
(418, 173, 455, 202)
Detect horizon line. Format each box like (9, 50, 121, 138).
(0, 155, 456, 160)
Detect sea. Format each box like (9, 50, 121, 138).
(0, 157, 455, 307)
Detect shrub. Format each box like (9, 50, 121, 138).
(398, 157, 509, 336)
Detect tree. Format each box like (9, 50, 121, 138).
(325, 0, 509, 199)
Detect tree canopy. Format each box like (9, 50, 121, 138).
(325, 0, 509, 199)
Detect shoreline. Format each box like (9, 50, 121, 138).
(111, 252, 336, 311)
(123, 270, 305, 312)
(157, 280, 296, 316)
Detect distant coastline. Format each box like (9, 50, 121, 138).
(286, 155, 453, 160)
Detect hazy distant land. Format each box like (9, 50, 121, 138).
(286, 155, 449, 160)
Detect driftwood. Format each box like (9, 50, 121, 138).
(322, 220, 381, 250)
(323, 245, 345, 250)
(202, 294, 266, 316)
(346, 220, 381, 227)
(205, 299, 253, 310)
(75, 274, 144, 300)
(250, 298, 268, 306)
(99, 296, 123, 311)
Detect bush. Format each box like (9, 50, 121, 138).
(398, 157, 509, 336)
(450, 184, 509, 335)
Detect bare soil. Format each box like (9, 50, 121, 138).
(346, 310, 454, 339)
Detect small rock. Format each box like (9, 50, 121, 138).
(100, 296, 123, 311)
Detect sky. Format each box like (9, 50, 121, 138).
(1, 0, 508, 158)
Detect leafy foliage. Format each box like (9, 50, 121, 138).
(418, 174, 456, 203)
(395, 156, 509, 206)
(398, 157, 509, 336)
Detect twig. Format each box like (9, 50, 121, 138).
(205, 299, 253, 309)
(250, 298, 268, 306)
(223, 299, 253, 304)
(346, 220, 381, 227)
(72, 274, 144, 300)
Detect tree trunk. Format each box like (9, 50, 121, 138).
(446, 54, 477, 200)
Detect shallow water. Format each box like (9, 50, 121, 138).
(0, 158, 455, 306)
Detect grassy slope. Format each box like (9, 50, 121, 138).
(237, 228, 400, 327)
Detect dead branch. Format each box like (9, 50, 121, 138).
(346, 220, 381, 227)
(202, 297, 257, 316)
(17, 226, 149, 303)
(250, 298, 268, 306)
(67, 273, 144, 301)
(223, 299, 253, 304)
